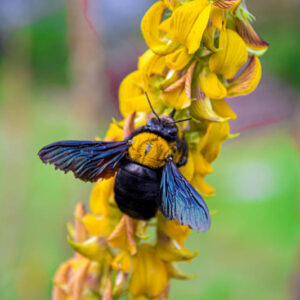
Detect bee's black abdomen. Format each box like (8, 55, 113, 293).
(114, 160, 160, 220)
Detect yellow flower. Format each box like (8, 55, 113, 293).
(141, 2, 179, 55)
(160, 0, 211, 54)
(199, 69, 227, 100)
(209, 29, 248, 79)
(129, 243, 168, 298)
(227, 55, 262, 97)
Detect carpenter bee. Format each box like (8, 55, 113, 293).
(38, 94, 210, 232)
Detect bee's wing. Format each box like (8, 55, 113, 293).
(159, 159, 211, 232)
(38, 140, 129, 182)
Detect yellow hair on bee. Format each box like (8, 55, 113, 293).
(128, 133, 173, 169)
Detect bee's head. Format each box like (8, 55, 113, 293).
(142, 92, 191, 141)
(145, 117, 178, 142)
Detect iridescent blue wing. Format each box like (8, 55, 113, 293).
(159, 159, 211, 232)
(38, 140, 129, 182)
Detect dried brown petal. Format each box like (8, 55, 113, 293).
(74, 203, 88, 244)
(211, 0, 240, 9)
(235, 18, 269, 51)
(185, 61, 197, 99)
(123, 111, 136, 139)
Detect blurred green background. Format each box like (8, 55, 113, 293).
(0, 0, 299, 299)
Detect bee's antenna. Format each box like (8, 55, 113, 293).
(169, 109, 176, 118)
(145, 92, 161, 122)
(168, 117, 192, 124)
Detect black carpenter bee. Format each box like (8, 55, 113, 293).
(38, 94, 210, 232)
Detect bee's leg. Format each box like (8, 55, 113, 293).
(176, 138, 188, 167)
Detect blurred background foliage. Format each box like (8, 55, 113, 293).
(0, 0, 299, 299)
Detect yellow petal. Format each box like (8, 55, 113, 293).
(198, 121, 230, 162)
(157, 213, 191, 246)
(227, 55, 262, 97)
(112, 251, 132, 273)
(190, 96, 229, 122)
(129, 244, 168, 297)
(162, 0, 210, 54)
(211, 0, 240, 9)
(166, 263, 197, 280)
(156, 234, 198, 262)
(192, 151, 214, 176)
(209, 29, 248, 79)
(159, 69, 181, 90)
(211, 99, 237, 120)
(235, 18, 269, 52)
(108, 216, 137, 255)
(185, 5, 211, 54)
(89, 177, 117, 216)
(82, 214, 115, 237)
(165, 46, 192, 70)
(162, 86, 191, 109)
(105, 123, 124, 141)
(68, 236, 107, 262)
(210, 7, 225, 30)
(191, 175, 215, 196)
(200, 70, 227, 99)
(179, 150, 194, 182)
(138, 49, 166, 88)
(119, 70, 163, 118)
(141, 2, 179, 55)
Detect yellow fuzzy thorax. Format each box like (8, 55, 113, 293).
(128, 132, 176, 169)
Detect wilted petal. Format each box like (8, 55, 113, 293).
(141, 2, 179, 55)
(52, 262, 71, 300)
(68, 236, 107, 262)
(227, 55, 261, 97)
(211, 0, 240, 9)
(209, 29, 248, 79)
(72, 259, 91, 300)
(235, 18, 269, 53)
(190, 96, 229, 122)
(165, 46, 192, 70)
(123, 111, 136, 139)
(74, 203, 88, 243)
(161, 0, 211, 54)
(129, 244, 168, 297)
(211, 99, 237, 120)
(199, 70, 227, 100)
(185, 61, 197, 99)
